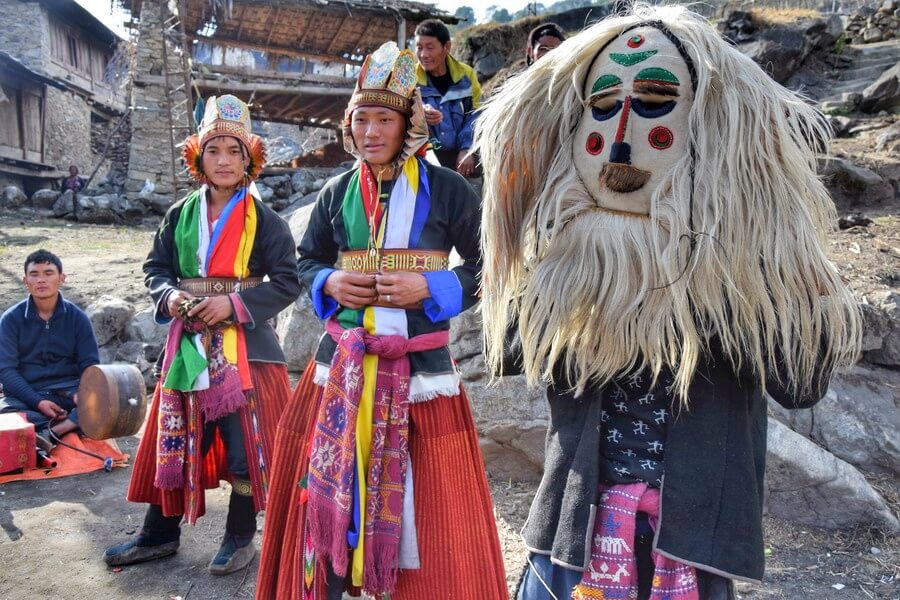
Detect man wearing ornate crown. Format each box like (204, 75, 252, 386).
(256, 42, 507, 599)
(475, 4, 861, 599)
(103, 95, 301, 575)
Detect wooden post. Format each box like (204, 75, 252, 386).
(397, 17, 407, 49)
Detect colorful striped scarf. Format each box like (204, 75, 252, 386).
(303, 156, 434, 594)
(572, 482, 699, 600)
(305, 320, 449, 595)
(154, 186, 257, 490)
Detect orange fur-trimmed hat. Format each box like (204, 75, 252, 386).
(182, 95, 266, 185)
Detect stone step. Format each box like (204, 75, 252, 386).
(835, 63, 898, 81)
(851, 55, 900, 69)
(848, 41, 900, 58)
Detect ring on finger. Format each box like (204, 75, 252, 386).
(386, 294, 392, 304)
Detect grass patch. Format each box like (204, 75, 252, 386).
(750, 7, 820, 26)
(824, 105, 854, 116)
(873, 215, 900, 226)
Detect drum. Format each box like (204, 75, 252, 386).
(77, 364, 148, 440)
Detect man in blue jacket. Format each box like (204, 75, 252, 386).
(414, 18, 481, 177)
(0, 249, 99, 438)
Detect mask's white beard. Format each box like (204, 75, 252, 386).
(518, 206, 697, 395)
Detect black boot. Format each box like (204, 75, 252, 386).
(208, 483, 257, 575)
(103, 505, 181, 566)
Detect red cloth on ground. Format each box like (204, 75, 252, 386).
(0, 433, 127, 484)
(126, 362, 289, 522)
(256, 360, 509, 600)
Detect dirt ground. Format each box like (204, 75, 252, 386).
(0, 200, 898, 599)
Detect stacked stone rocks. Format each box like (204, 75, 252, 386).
(845, 0, 900, 43)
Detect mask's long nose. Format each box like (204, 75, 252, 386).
(608, 96, 633, 165)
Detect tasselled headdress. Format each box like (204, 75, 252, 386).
(182, 94, 267, 185)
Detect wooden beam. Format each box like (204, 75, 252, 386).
(270, 95, 302, 119)
(17, 88, 25, 160)
(193, 77, 353, 97)
(189, 34, 361, 65)
(40, 85, 46, 163)
(397, 17, 407, 49)
(235, 5, 247, 41)
(355, 16, 376, 53)
(264, 7, 281, 48)
(197, 63, 348, 85)
(325, 15, 348, 56)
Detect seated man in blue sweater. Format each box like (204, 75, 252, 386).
(0, 249, 99, 438)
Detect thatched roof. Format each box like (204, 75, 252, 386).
(122, 0, 455, 63)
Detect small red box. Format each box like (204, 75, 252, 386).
(0, 412, 36, 474)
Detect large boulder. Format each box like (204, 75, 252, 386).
(287, 202, 316, 243)
(261, 174, 293, 199)
(86, 295, 136, 346)
(1, 185, 28, 208)
(30, 189, 60, 209)
(875, 122, 900, 154)
(769, 364, 900, 476)
(860, 63, 900, 113)
(862, 291, 900, 366)
(450, 310, 547, 481)
(276, 296, 322, 372)
(255, 182, 275, 203)
(75, 194, 123, 224)
(280, 191, 319, 219)
(291, 170, 316, 195)
(123, 307, 168, 351)
(765, 418, 899, 532)
(51, 190, 75, 217)
(819, 157, 894, 211)
(138, 191, 173, 216)
(276, 203, 324, 372)
(735, 16, 842, 84)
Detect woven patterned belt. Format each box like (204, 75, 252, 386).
(179, 277, 263, 296)
(338, 249, 450, 273)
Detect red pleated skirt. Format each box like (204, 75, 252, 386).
(127, 362, 290, 521)
(256, 361, 509, 599)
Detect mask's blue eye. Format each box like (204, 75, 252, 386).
(631, 99, 676, 118)
(591, 100, 623, 122)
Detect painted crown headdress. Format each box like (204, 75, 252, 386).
(348, 42, 418, 115)
(343, 41, 430, 166)
(182, 94, 267, 185)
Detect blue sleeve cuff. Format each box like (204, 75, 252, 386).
(422, 270, 463, 323)
(311, 268, 339, 320)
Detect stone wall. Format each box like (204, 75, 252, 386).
(0, 0, 50, 73)
(125, 0, 191, 202)
(43, 87, 93, 174)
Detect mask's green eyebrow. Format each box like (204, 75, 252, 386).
(610, 50, 657, 66)
(634, 67, 680, 86)
(590, 74, 623, 95)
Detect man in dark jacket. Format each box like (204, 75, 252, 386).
(0, 249, 99, 438)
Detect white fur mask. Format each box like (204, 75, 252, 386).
(573, 26, 694, 216)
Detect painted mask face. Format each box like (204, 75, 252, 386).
(573, 27, 693, 216)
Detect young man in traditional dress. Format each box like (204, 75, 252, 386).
(103, 95, 300, 575)
(256, 42, 507, 600)
(475, 5, 861, 599)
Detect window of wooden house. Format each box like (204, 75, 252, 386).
(66, 34, 79, 69)
(0, 83, 22, 151)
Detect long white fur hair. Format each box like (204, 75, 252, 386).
(475, 3, 861, 402)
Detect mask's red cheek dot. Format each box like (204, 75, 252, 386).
(586, 132, 605, 155)
(627, 34, 645, 48)
(648, 126, 674, 150)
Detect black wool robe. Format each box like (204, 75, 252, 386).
(297, 162, 482, 377)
